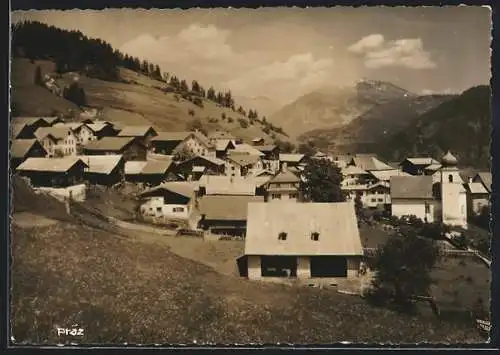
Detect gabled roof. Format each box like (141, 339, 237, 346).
(390, 176, 434, 199)
(86, 123, 111, 133)
(117, 125, 157, 137)
(139, 181, 195, 200)
(403, 157, 441, 166)
(369, 169, 409, 182)
(255, 145, 278, 153)
(84, 137, 137, 151)
(180, 155, 226, 167)
(198, 175, 257, 196)
(34, 127, 73, 141)
(227, 152, 262, 167)
(342, 165, 369, 176)
(424, 164, 442, 172)
(54, 122, 85, 130)
(41, 117, 63, 125)
(125, 161, 148, 175)
(229, 143, 265, 156)
(279, 153, 305, 163)
(467, 182, 489, 195)
(366, 181, 390, 190)
(269, 169, 301, 184)
(13, 117, 47, 127)
(11, 139, 45, 159)
(199, 195, 264, 221)
(140, 160, 174, 175)
(474, 172, 492, 193)
(16, 157, 87, 173)
(11, 123, 33, 139)
(214, 139, 234, 151)
(244, 202, 363, 256)
(349, 154, 394, 171)
(79, 155, 124, 175)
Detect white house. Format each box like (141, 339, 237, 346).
(54, 122, 96, 146)
(137, 182, 196, 227)
(265, 168, 301, 203)
(226, 152, 264, 177)
(34, 126, 78, 157)
(242, 201, 364, 285)
(150, 131, 215, 158)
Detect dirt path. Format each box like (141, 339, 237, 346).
(12, 212, 58, 229)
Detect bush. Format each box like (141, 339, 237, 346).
(227, 117, 234, 123)
(238, 118, 249, 128)
(221, 112, 226, 120)
(188, 109, 195, 117)
(192, 97, 204, 108)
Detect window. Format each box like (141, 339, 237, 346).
(275, 183, 281, 188)
(289, 193, 297, 199)
(272, 193, 281, 200)
(448, 174, 453, 183)
(311, 232, 319, 241)
(156, 207, 162, 212)
(173, 207, 185, 213)
(278, 232, 287, 240)
(371, 198, 376, 203)
(377, 198, 384, 203)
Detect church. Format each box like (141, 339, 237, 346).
(390, 151, 468, 229)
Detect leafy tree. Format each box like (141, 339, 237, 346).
(34, 65, 43, 86)
(186, 118, 206, 135)
(275, 139, 295, 153)
(354, 194, 363, 219)
(299, 158, 345, 203)
(297, 141, 316, 156)
(367, 232, 440, 310)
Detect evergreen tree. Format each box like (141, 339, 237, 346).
(207, 87, 216, 101)
(34, 65, 43, 86)
(180, 79, 189, 92)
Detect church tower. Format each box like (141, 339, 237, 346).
(440, 151, 468, 229)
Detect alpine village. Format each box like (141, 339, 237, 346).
(10, 21, 492, 344)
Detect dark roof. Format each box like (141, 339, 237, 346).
(11, 123, 31, 138)
(390, 176, 434, 199)
(83, 137, 138, 151)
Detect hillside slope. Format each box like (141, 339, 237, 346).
(270, 80, 413, 138)
(374, 85, 491, 168)
(11, 182, 485, 344)
(299, 94, 454, 147)
(11, 58, 289, 144)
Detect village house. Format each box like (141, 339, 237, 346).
(87, 122, 119, 139)
(11, 123, 36, 140)
(54, 122, 96, 147)
(251, 137, 265, 146)
(239, 202, 364, 285)
(125, 159, 175, 186)
(80, 155, 125, 186)
(465, 181, 490, 216)
(173, 155, 226, 180)
(341, 165, 374, 187)
(256, 145, 280, 172)
(226, 152, 264, 177)
(137, 182, 197, 228)
(117, 125, 158, 146)
(150, 131, 214, 158)
(213, 139, 236, 159)
(390, 152, 468, 228)
(230, 143, 265, 157)
(198, 195, 264, 237)
(399, 157, 441, 176)
(83, 137, 147, 161)
(390, 175, 440, 223)
(278, 153, 306, 172)
(347, 154, 398, 175)
(34, 126, 78, 157)
(16, 157, 88, 202)
(10, 139, 48, 169)
(266, 167, 301, 203)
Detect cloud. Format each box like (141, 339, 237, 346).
(349, 35, 436, 70)
(347, 34, 385, 54)
(222, 53, 335, 102)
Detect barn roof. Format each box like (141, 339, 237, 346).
(16, 157, 87, 173)
(349, 154, 394, 171)
(244, 202, 363, 256)
(117, 125, 157, 137)
(199, 195, 264, 221)
(369, 169, 409, 182)
(403, 157, 440, 166)
(11, 139, 45, 159)
(84, 137, 137, 151)
(279, 153, 305, 163)
(231, 143, 265, 156)
(139, 181, 195, 199)
(80, 155, 124, 175)
(390, 176, 434, 199)
(198, 175, 257, 196)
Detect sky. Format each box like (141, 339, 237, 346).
(12, 6, 492, 105)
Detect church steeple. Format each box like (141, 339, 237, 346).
(441, 150, 458, 168)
